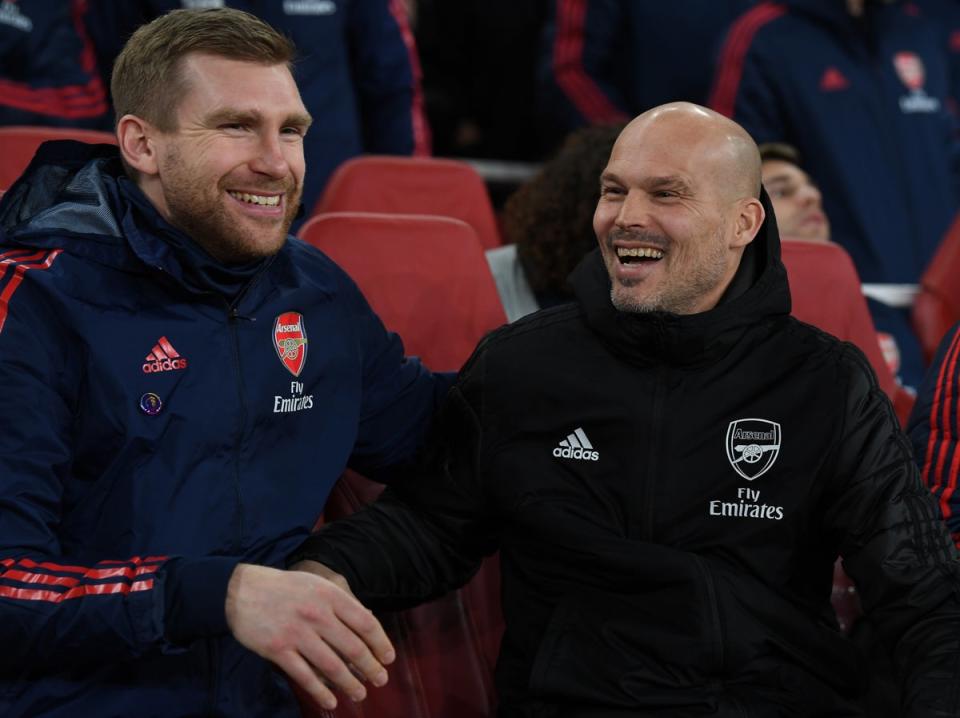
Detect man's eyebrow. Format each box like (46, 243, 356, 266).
(599, 171, 623, 185)
(763, 173, 793, 185)
(644, 175, 693, 192)
(203, 108, 313, 128)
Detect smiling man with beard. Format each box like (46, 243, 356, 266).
(0, 8, 450, 717)
(293, 103, 960, 716)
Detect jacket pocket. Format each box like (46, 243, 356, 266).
(527, 587, 723, 710)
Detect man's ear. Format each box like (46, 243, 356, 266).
(117, 114, 161, 176)
(731, 197, 765, 249)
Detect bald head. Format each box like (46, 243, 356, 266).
(594, 102, 767, 315)
(616, 102, 762, 202)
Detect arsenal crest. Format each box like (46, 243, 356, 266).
(273, 312, 308, 377)
(725, 418, 781, 481)
(893, 52, 925, 92)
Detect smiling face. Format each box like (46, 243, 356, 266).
(761, 159, 830, 243)
(593, 105, 764, 315)
(143, 53, 311, 263)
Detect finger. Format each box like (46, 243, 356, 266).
(332, 597, 395, 666)
(311, 611, 390, 688)
(276, 650, 339, 711)
(298, 630, 370, 701)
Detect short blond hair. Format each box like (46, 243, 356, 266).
(111, 8, 296, 131)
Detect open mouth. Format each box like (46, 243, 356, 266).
(227, 190, 281, 207)
(617, 246, 664, 265)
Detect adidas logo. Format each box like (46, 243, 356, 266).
(142, 336, 188, 373)
(552, 427, 599, 461)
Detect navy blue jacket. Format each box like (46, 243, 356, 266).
(537, 0, 755, 136)
(909, 321, 960, 548)
(0, 142, 448, 717)
(88, 0, 430, 218)
(0, 1, 111, 129)
(711, 0, 958, 288)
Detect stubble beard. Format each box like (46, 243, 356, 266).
(162, 148, 300, 265)
(608, 227, 728, 315)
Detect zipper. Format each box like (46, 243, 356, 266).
(218, 261, 271, 550)
(635, 365, 666, 541)
(692, 555, 725, 678)
(226, 303, 248, 550)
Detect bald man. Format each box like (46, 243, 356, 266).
(291, 103, 960, 716)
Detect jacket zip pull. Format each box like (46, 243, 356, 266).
(227, 305, 256, 322)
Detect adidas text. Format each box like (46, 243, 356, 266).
(552, 446, 599, 461)
(143, 358, 188, 373)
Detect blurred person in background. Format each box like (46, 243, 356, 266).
(710, 0, 960, 390)
(537, 0, 755, 150)
(759, 142, 830, 244)
(487, 123, 621, 321)
(0, 1, 111, 130)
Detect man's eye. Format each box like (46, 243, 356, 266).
(601, 186, 624, 196)
(221, 123, 248, 131)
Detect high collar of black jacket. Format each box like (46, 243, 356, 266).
(569, 186, 791, 368)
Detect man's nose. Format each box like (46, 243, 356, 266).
(250, 132, 289, 178)
(798, 182, 822, 207)
(614, 191, 652, 229)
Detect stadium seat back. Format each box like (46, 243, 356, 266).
(296, 211, 506, 718)
(913, 212, 960, 363)
(782, 240, 902, 407)
(314, 156, 502, 250)
(298, 212, 506, 371)
(0, 126, 116, 190)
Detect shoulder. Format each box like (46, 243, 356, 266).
(463, 303, 590, 374)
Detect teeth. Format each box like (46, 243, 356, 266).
(228, 191, 280, 206)
(617, 247, 664, 259)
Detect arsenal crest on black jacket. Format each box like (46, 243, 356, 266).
(295, 189, 960, 716)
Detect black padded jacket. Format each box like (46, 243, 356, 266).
(292, 191, 960, 718)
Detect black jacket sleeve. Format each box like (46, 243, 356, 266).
(822, 346, 960, 718)
(288, 365, 497, 610)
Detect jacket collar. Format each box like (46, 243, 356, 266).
(0, 141, 284, 303)
(569, 186, 791, 367)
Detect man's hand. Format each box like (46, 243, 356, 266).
(225, 563, 394, 711)
(290, 559, 352, 594)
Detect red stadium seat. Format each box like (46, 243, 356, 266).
(296, 212, 507, 718)
(314, 156, 503, 250)
(0, 126, 116, 191)
(298, 212, 506, 370)
(913, 212, 960, 364)
(782, 239, 913, 425)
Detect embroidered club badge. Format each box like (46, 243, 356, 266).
(725, 418, 781, 481)
(273, 311, 308, 377)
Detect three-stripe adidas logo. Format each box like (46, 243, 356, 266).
(142, 336, 188, 373)
(552, 427, 599, 461)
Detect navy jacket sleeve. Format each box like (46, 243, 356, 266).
(0, 258, 238, 669)
(825, 345, 960, 717)
(346, 0, 430, 156)
(538, 0, 631, 132)
(708, 3, 789, 138)
(344, 274, 455, 480)
(908, 322, 960, 548)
